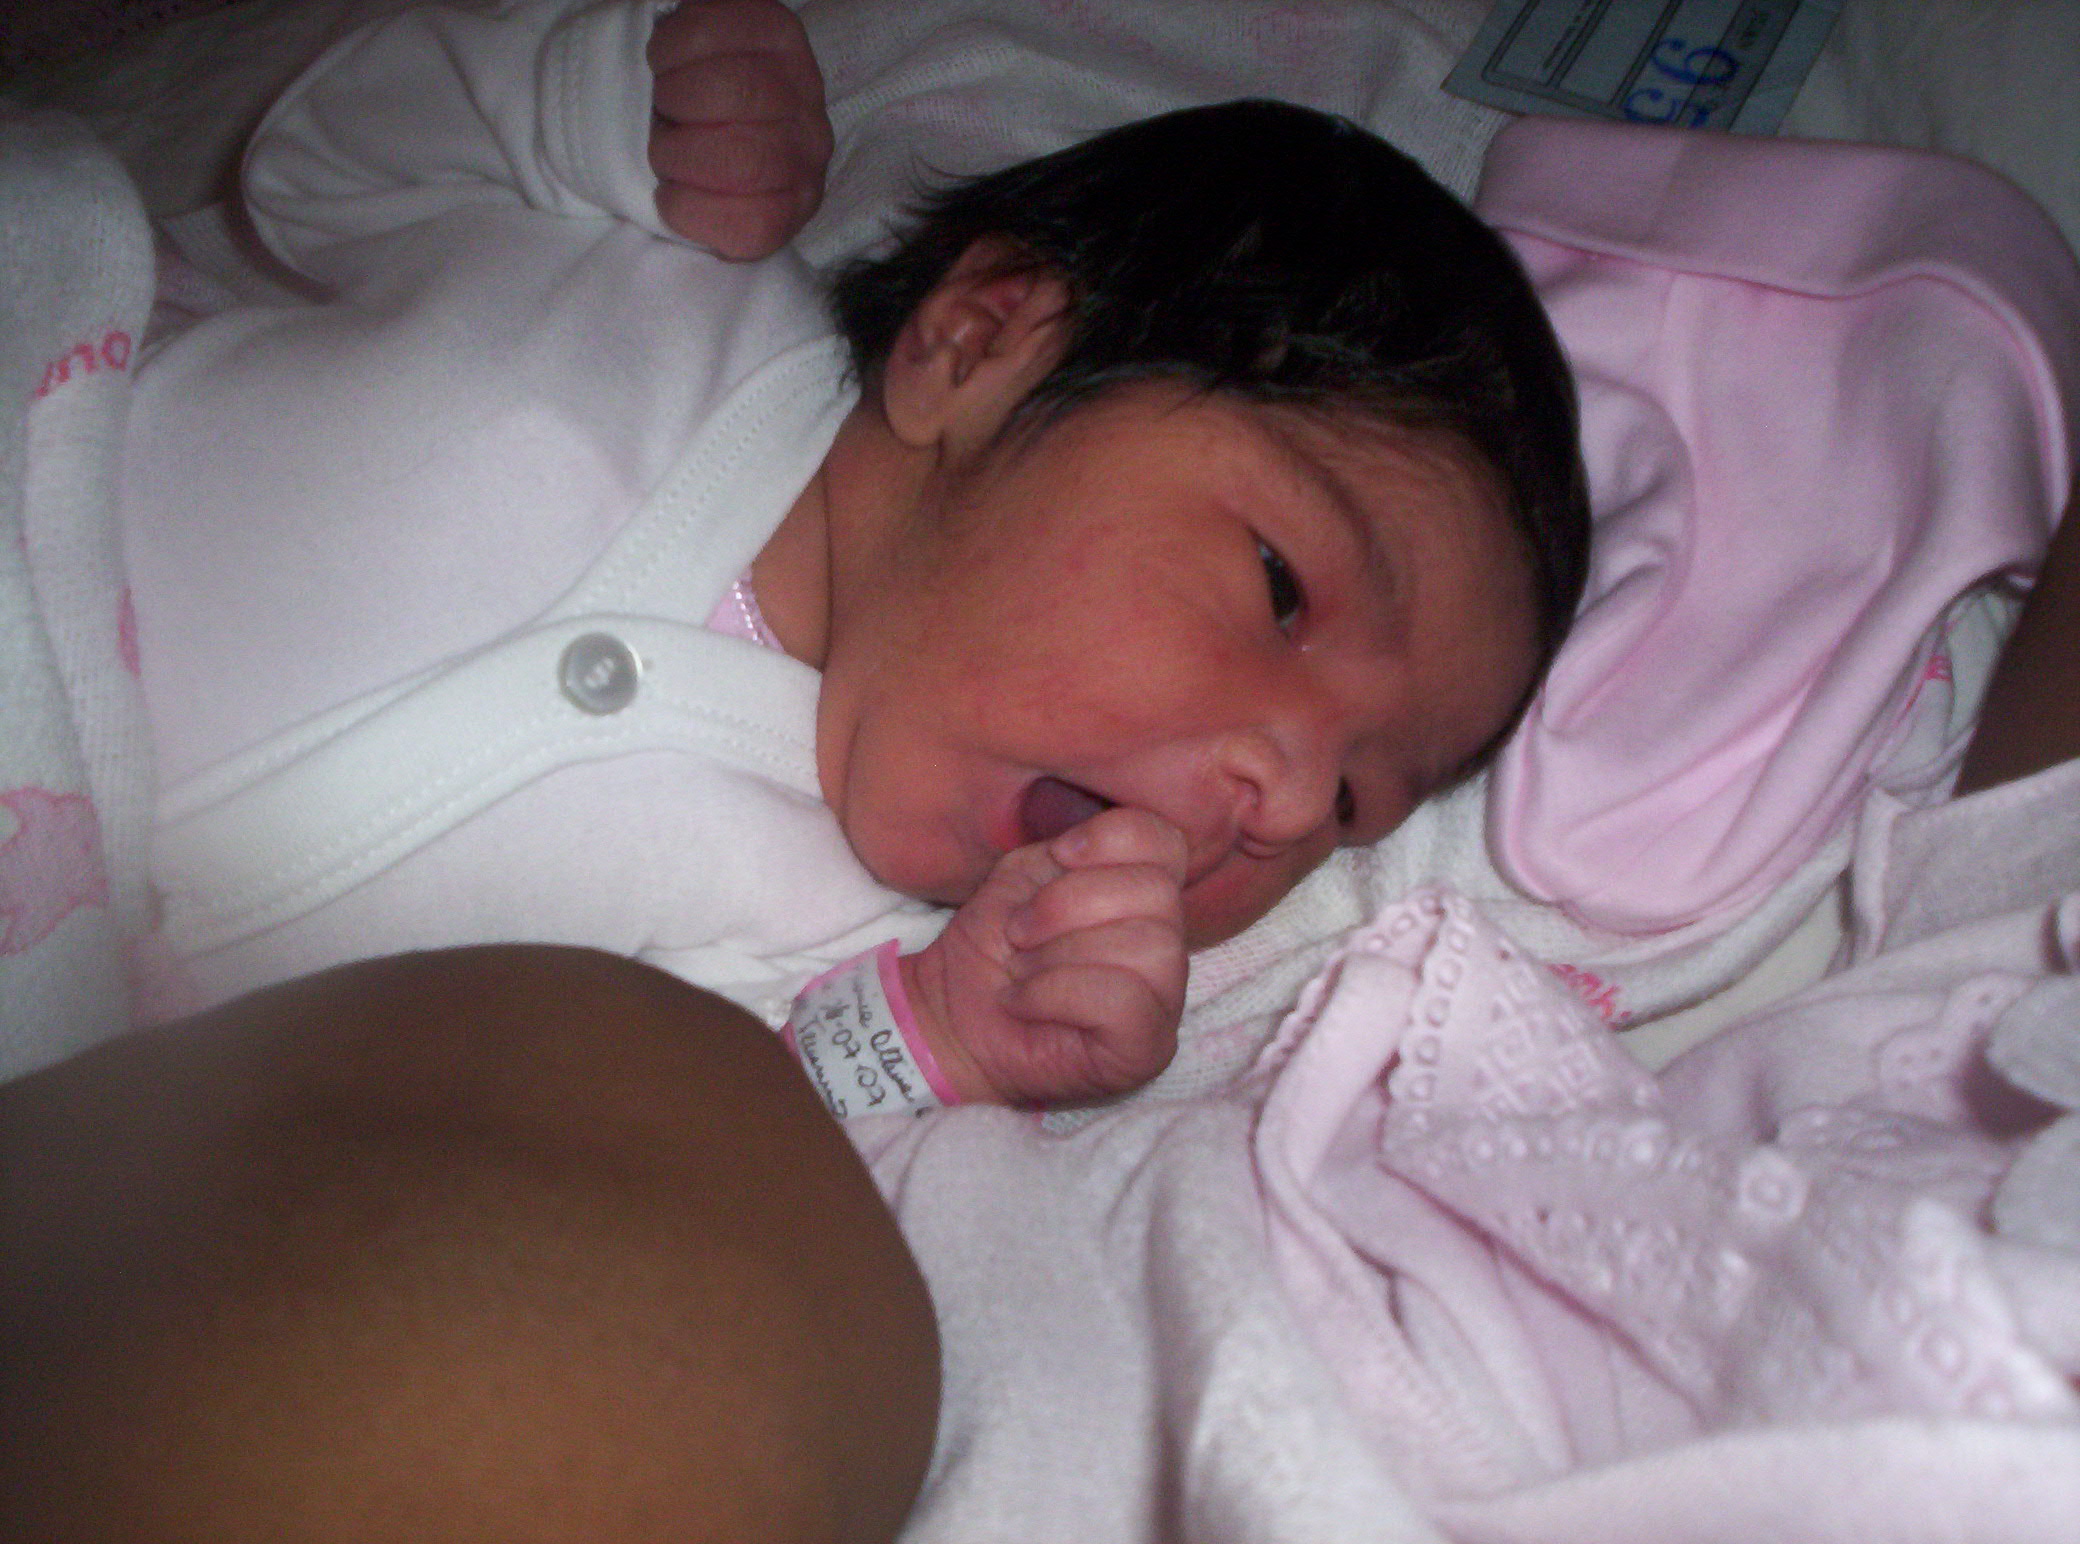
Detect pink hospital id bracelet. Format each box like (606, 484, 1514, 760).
(784, 942, 958, 1119)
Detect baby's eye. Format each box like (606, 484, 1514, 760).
(1257, 539, 1303, 632)
(1335, 778, 1357, 829)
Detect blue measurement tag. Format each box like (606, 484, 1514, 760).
(1445, 0, 1841, 135)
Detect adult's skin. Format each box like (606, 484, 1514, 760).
(0, 946, 939, 1543)
(1956, 486, 2080, 795)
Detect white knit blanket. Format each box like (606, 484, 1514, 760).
(0, 108, 155, 1078)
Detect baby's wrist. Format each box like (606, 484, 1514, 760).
(892, 947, 1001, 1106)
(783, 942, 964, 1119)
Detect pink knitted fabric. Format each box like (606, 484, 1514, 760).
(1255, 879, 2078, 1517)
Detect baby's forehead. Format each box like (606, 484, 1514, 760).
(1258, 399, 1503, 505)
(1015, 379, 1526, 599)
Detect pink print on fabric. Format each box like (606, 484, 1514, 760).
(35, 329, 133, 399)
(1547, 960, 1630, 1026)
(0, 787, 110, 955)
(1893, 639, 1957, 727)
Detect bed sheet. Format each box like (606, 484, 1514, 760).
(12, 0, 2080, 257)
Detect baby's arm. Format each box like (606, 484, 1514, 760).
(646, 0, 832, 260)
(245, 0, 817, 285)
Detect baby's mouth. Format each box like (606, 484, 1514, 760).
(1018, 776, 1114, 846)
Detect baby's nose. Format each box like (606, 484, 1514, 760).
(1216, 721, 1341, 850)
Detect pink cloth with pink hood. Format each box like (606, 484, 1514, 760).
(1483, 118, 2080, 937)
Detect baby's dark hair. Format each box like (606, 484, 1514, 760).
(829, 98, 1591, 675)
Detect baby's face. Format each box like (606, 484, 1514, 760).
(815, 381, 1541, 948)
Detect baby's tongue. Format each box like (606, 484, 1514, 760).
(1020, 776, 1112, 845)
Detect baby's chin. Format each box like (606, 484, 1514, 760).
(1179, 872, 1301, 952)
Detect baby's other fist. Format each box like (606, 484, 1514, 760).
(647, 0, 832, 260)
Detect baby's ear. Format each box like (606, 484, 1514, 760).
(880, 237, 1071, 455)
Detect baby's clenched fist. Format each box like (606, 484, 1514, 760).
(647, 0, 832, 260)
(899, 808, 1190, 1107)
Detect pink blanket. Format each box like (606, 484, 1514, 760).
(1484, 119, 2080, 936)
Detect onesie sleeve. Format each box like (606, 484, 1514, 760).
(243, 0, 676, 283)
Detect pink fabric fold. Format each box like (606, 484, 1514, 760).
(1255, 883, 2080, 1528)
(1481, 120, 2080, 935)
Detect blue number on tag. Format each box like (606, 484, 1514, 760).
(1623, 86, 1713, 126)
(1653, 38, 1739, 86)
(1625, 36, 1740, 127)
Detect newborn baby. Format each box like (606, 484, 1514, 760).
(121, 0, 1588, 1109)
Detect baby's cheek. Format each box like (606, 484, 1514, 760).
(1180, 845, 1325, 950)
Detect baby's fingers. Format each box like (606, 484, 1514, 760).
(1005, 911, 1186, 995)
(1049, 806, 1190, 881)
(649, 115, 824, 197)
(1004, 908, 1186, 1062)
(647, 0, 830, 257)
(648, 0, 821, 85)
(653, 176, 820, 261)
(649, 109, 827, 257)
(998, 960, 1181, 1099)
(654, 52, 814, 130)
(1006, 862, 1182, 952)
